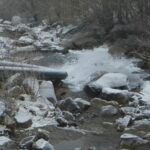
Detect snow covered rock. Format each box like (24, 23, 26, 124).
(15, 45, 36, 53)
(139, 81, 150, 105)
(0, 136, 16, 150)
(0, 102, 6, 118)
(15, 107, 32, 128)
(86, 73, 131, 104)
(19, 94, 33, 101)
(62, 111, 75, 121)
(120, 133, 149, 149)
(59, 98, 80, 113)
(36, 129, 50, 141)
(120, 107, 140, 116)
(56, 117, 68, 127)
(11, 16, 22, 25)
(59, 97, 91, 113)
(74, 98, 91, 111)
(101, 88, 132, 104)
(89, 73, 128, 90)
(101, 105, 118, 117)
(5, 73, 22, 88)
(0, 125, 10, 136)
(32, 139, 55, 150)
(39, 81, 57, 104)
(18, 36, 34, 45)
(20, 136, 36, 149)
(23, 77, 40, 96)
(7, 86, 24, 97)
(91, 98, 119, 107)
(132, 119, 150, 131)
(3, 20, 11, 25)
(116, 115, 132, 131)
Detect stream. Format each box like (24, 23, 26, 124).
(33, 45, 149, 150)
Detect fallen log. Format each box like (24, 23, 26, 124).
(0, 63, 68, 80)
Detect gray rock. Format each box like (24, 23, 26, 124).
(62, 111, 75, 121)
(7, 86, 24, 97)
(15, 45, 36, 53)
(18, 36, 34, 45)
(0, 136, 16, 150)
(36, 129, 50, 141)
(59, 97, 90, 113)
(91, 98, 119, 107)
(120, 133, 149, 149)
(0, 125, 10, 136)
(56, 117, 68, 127)
(0, 101, 6, 118)
(133, 119, 150, 131)
(11, 16, 22, 25)
(14, 24, 30, 34)
(3, 20, 11, 25)
(23, 77, 39, 96)
(4, 115, 16, 129)
(101, 105, 118, 117)
(20, 136, 36, 149)
(15, 107, 32, 128)
(144, 133, 150, 141)
(5, 73, 22, 88)
(59, 98, 80, 113)
(120, 107, 140, 116)
(116, 115, 132, 131)
(74, 98, 91, 111)
(32, 139, 55, 150)
(39, 81, 57, 104)
(19, 94, 33, 101)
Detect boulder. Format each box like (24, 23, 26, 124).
(116, 115, 132, 131)
(11, 16, 22, 25)
(19, 94, 33, 101)
(32, 139, 55, 150)
(0, 125, 10, 136)
(23, 77, 40, 96)
(75, 98, 91, 111)
(36, 129, 50, 141)
(18, 36, 34, 45)
(20, 136, 36, 149)
(62, 111, 75, 121)
(59, 97, 91, 113)
(15, 107, 32, 128)
(85, 73, 131, 104)
(132, 119, 150, 131)
(91, 98, 119, 107)
(7, 86, 24, 97)
(0, 101, 6, 118)
(5, 73, 22, 88)
(101, 105, 118, 117)
(88, 73, 128, 91)
(15, 45, 36, 53)
(120, 107, 140, 116)
(120, 133, 149, 149)
(56, 117, 68, 127)
(0, 136, 16, 150)
(39, 81, 57, 104)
